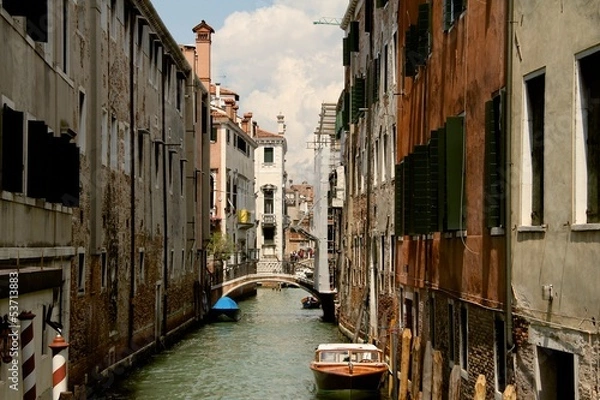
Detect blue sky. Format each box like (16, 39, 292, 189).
(150, 0, 348, 184)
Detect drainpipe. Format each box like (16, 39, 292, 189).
(505, 0, 515, 357)
(161, 55, 169, 339)
(128, 9, 136, 349)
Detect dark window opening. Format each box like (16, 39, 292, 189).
(580, 51, 600, 222)
(78, 253, 85, 293)
(1, 104, 24, 193)
(264, 190, 274, 214)
(264, 147, 274, 163)
(526, 74, 545, 226)
(495, 317, 506, 391)
(459, 305, 468, 370)
(444, 0, 465, 31)
(537, 347, 575, 400)
(3, 0, 49, 42)
(263, 226, 275, 244)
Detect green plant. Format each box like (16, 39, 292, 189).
(206, 232, 234, 261)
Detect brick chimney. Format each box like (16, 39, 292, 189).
(192, 20, 215, 91)
(242, 112, 253, 134)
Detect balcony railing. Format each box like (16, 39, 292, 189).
(262, 214, 277, 226)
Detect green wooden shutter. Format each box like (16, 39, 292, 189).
(437, 126, 447, 230)
(27, 121, 49, 198)
(349, 21, 359, 52)
(445, 116, 465, 231)
(373, 57, 380, 102)
(428, 131, 440, 232)
(395, 162, 405, 237)
(485, 100, 502, 228)
(413, 145, 430, 234)
(417, 3, 431, 65)
(1, 104, 24, 193)
(351, 77, 365, 123)
(343, 37, 350, 66)
(403, 156, 413, 235)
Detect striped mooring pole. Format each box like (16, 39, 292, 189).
(49, 334, 69, 400)
(18, 311, 36, 400)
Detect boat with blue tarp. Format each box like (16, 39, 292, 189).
(210, 296, 241, 322)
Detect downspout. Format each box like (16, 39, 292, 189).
(161, 55, 169, 339)
(505, 0, 515, 356)
(128, 9, 136, 349)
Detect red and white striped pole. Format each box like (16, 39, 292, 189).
(49, 334, 69, 400)
(18, 311, 36, 400)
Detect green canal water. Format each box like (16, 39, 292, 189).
(105, 287, 391, 400)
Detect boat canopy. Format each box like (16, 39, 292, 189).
(212, 296, 239, 311)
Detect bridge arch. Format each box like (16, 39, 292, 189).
(215, 274, 320, 304)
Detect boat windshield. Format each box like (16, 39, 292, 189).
(318, 350, 380, 363)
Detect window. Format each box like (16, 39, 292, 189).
(459, 305, 468, 371)
(264, 190, 274, 214)
(110, 116, 118, 170)
(264, 147, 274, 163)
(27, 120, 49, 198)
(263, 226, 275, 244)
(101, 251, 107, 290)
(78, 90, 87, 153)
(180, 160, 185, 196)
(443, 0, 465, 31)
(537, 347, 576, 399)
(78, 252, 85, 293)
(138, 249, 145, 286)
(59, 0, 69, 74)
(101, 110, 108, 166)
(1, 104, 24, 193)
(154, 142, 161, 184)
(2, 0, 49, 42)
(448, 302, 455, 363)
(137, 130, 145, 179)
(494, 317, 506, 392)
(522, 72, 545, 226)
(485, 93, 506, 228)
(575, 50, 600, 224)
(124, 124, 130, 174)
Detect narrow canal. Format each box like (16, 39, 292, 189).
(105, 287, 391, 399)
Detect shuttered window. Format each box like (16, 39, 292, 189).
(46, 135, 80, 207)
(348, 21, 359, 53)
(418, 3, 431, 62)
(1, 104, 24, 193)
(351, 77, 366, 123)
(412, 145, 430, 234)
(445, 116, 465, 231)
(343, 38, 350, 66)
(394, 162, 405, 237)
(27, 121, 49, 198)
(444, 0, 465, 32)
(428, 131, 441, 232)
(485, 94, 506, 228)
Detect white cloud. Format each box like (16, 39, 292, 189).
(211, 1, 347, 184)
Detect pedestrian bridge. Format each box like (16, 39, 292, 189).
(209, 259, 337, 322)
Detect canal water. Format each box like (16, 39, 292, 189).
(106, 287, 391, 399)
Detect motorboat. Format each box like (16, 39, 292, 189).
(310, 343, 388, 395)
(210, 296, 241, 322)
(301, 296, 321, 309)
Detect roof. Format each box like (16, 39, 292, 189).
(316, 343, 381, 351)
(192, 20, 215, 34)
(255, 128, 282, 139)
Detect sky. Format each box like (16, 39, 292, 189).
(150, 0, 348, 185)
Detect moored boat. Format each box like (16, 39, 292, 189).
(301, 296, 321, 309)
(210, 296, 241, 322)
(310, 343, 388, 395)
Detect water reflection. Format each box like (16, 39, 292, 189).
(107, 287, 389, 400)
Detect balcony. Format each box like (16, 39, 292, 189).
(262, 214, 277, 227)
(237, 209, 254, 229)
